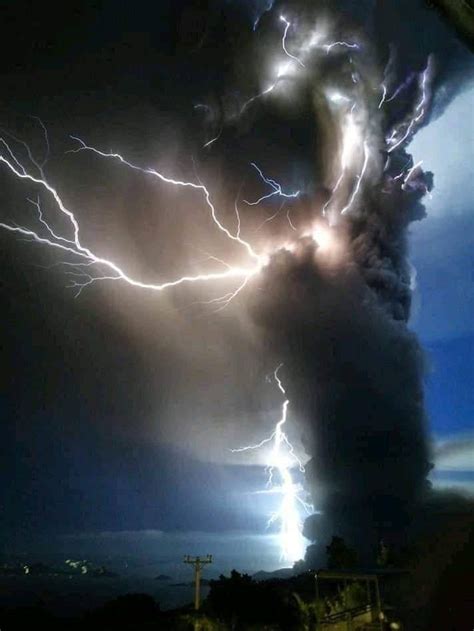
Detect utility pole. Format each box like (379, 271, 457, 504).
(183, 554, 213, 611)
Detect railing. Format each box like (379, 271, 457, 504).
(320, 603, 374, 624)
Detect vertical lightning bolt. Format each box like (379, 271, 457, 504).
(240, 13, 305, 115)
(378, 83, 387, 109)
(340, 140, 371, 215)
(279, 15, 305, 68)
(323, 101, 372, 218)
(231, 364, 314, 563)
(386, 60, 432, 154)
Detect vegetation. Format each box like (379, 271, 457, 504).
(325, 536, 358, 570)
(1, 523, 472, 630)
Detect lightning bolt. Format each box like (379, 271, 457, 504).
(0, 133, 265, 300)
(231, 364, 314, 563)
(385, 72, 416, 104)
(401, 160, 423, 189)
(387, 60, 432, 154)
(244, 162, 300, 206)
(279, 15, 305, 68)
(340, 140, 371, 215)
(323, 103, 372, 218)
(202, 128, 223, 149)
(378, 83, 387, 109)
(240, 12, 306, 115)
(241, 9, 361, 117)
(324, 41, 359, 54)
(240, 82, 279, 115)
(322, 171, 345, 217)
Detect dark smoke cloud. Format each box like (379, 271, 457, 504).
(270, 0, 474, 116)
(369, 0, 474, 120)
(213, 0, 474, 561)
(251, 241, 431, 559)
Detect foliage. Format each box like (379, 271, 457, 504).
(325, 582, 367, 616)
(173, 613, 228, 630)
(205, 570, 316, 630)
(376, 539, 390, 567)
(85, 593, 162, 629)
(291, 593, 319, 631)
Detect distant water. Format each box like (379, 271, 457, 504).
(1, 530, 289, 614)
(0, 575, 197, 614)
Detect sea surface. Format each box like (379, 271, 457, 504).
(1, 530, 288, 615)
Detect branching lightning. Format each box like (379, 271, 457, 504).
(0, 6, 434, 565)
(240, 11, 360, 118)
(386, 60, 432, 154)
(240, 13, 303, 114)
(0, 134, 268, 301)
(323, 100, 373, 218)
(244, 162, 300, 206)
(231, 364, 314, 563)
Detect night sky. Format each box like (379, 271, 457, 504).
(0, 0, 472, 562)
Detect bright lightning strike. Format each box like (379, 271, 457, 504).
(240, 12, 305, 115)
(203, 128, 223, 149)
(402, 160, 423, 189)
(387, 60, 432, 154)
(241, 9, 361, 117)
(322, 171, 344, 217)
(385, 72, 416, 104)
(231, 365, 313, 563)
(0, 133, 265, 301)
(378, 83, 387, 109)
(340, 140, 370, 215)
(323, 102, 372, 218)
(244, 162, 300, 206)
(324, 41, 359, 54)
(240, 81, 279, 116)
(279, 16, 305, 68)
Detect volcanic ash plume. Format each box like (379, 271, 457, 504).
(252, 235, 430, 559)
(243, 0, 472, 561)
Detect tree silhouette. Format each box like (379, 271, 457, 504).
(326, 536, 358, 569)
